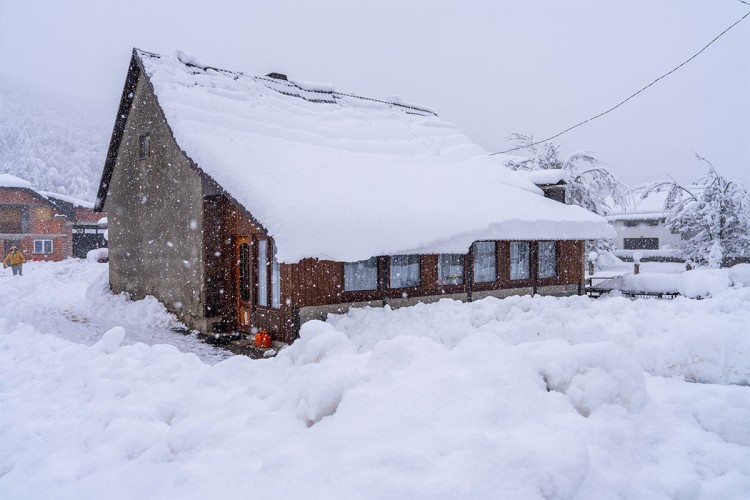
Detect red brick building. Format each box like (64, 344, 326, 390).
(0, 174, 106, 262)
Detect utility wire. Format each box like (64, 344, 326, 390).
(490, 9, 750, 156)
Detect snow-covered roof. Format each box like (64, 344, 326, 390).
(0, 173, 33, 189)
(135, 50, 613, 263)
(522, 169, 571, 186)
(607, 184, 704, 221)
(1, 173, 93, 209)
(40, 191, 94, 209)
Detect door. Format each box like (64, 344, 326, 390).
(234, 236, 253, 329)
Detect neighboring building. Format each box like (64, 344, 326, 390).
(607, 184, 702, 261)
(0, 174, 106, 262)
(95, 49, 613, 343)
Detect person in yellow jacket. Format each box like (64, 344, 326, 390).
(3, 246, 25, 276)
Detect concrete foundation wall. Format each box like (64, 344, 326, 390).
(104, 72, 207, 330)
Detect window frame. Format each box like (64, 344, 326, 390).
(389, 254, 422, 290)
(471, 241, 498, 287)
(33, 239, 53, 254)
(537, 241, 558, 280)
(509, 240, 531, 282)
(254, 236, 281, 310)
(437, 254, 466, 287)
(344, 257, 379, 292)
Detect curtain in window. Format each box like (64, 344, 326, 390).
(438, 254, 464, 285)
(510, 241, 530, 280)
(473, 242, 496, 283)
(344, 257, 378, 291)
(271, 240, 281, 308)
(538, 241, 558, 278)
(257, 240, 268, 307)
(390, 255, 420, 288)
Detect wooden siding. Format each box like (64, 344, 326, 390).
(204, 195, 586, 345)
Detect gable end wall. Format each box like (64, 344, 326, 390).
(104, 69, 208, 330)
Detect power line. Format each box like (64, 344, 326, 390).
(490, 9, 750, 156)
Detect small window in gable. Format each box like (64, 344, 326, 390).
(139, 133, 151, 159)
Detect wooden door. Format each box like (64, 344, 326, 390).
(234, 236, 253, 330)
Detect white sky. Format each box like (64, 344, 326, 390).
(1, 0, 748, 187)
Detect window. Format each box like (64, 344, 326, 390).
(344, 257, 378, 291)
(271, 240, 280, 308)
(438, 254, 465, 285)
(624, 238, 658, 250)
(33, 239, 53, 254)
(646, 219, 660, 227)
(239, 243, 251, 301)
(623, 220, 639, 227)
(0, 206, 23, 233)
(538, 241, 558, 279)
(473, 241, 496, 283)
(510, 241, 530, 280)
(390, 255, 420, 288)
(139, 133, 151, 159)
(256, 239, 280, 308)
(257, 240, 268, 306)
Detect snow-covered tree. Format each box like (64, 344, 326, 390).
(503, 133, 629, 255)
(644, 158, 750, 267)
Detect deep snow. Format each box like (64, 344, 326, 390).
(1, 260, 749, 499)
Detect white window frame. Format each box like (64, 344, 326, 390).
(33, 239, 53, 254)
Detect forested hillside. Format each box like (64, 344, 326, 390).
(0, 73, 111, 201)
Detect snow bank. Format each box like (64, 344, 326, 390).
(3, 260, 749, 498)
(2, 287, 750, 499)
(597, 267, 747, 298)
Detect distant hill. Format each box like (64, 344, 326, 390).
(0, 73, 111, 202)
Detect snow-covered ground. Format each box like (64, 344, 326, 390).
(2, 260, 749, 499)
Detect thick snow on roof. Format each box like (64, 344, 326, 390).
(40, 191, 94, 209)
(523, 169, 571, 186)
(608, 184, 704, 221)
(139, 50, 613, 263)
(0, 173, 33, 189)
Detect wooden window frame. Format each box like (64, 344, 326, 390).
(388, 254, 423, 294)
(340, 256, 386, 303)
(470, 241, 500, 292)
(537, 240, 559, 280)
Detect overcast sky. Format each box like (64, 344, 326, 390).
(1, 0, 748, 187)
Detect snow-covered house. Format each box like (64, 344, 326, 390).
(607, 184, 702, 261)
(0, 174, 106, 262)
(95, 49, 613, 343)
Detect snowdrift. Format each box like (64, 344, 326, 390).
(2, 264, 750, 499)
